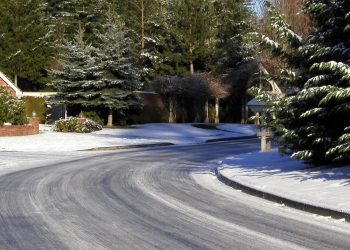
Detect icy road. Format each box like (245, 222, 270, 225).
(0, 139, 350, 249)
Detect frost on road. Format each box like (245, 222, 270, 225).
(0, 140, 350, 249)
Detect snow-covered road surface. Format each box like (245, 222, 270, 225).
(0, 140, 350, 249)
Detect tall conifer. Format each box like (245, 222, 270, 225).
(46, 0, 107, 44)
(151, 0, 217, 75)
(50, 18, 142, 125)
(257, 0, 350, 164)
(0, 0, 54, 86)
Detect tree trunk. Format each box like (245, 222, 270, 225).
(215, 98, 220, 124)
(204, 100, 209, 123)
(245, 98, 249, 124)
(241, 96, 247, 124)
(189, 23, 194, 75)
(255, 112, 260, 125)
(14, 74, 18, 87)
(181, 96, 185, 123)
(107, 109, 113, 127)
(169, 98, 175, 123)
(260, 111, 266, 125)
(141, 0, 145, 50)
(190, 60, 194, 75)
(64, 105, 67, 119)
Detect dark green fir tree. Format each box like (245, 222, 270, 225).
(214, 0, 254, 73)
(106, 0, 167, 84)
(0, 0, 54, 87)
(257, 0, 350, 164)
(45, 0, 107, 44)
(152, 0, 217, 75)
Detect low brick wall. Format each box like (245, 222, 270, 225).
(0, 117, 39, 137)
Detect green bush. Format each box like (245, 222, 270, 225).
(23, 96, 46, 123)
(0, 88, 27, 126)
(53, 117, 102, 133)
(82, 111, 104, 126)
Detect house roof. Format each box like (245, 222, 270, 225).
(0, 71, 23, 97)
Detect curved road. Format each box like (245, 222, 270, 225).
(1, 139, 350, 249)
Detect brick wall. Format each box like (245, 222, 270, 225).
(0, 79, 16, 97)
(0, 117, 40, 137)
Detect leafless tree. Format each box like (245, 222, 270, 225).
(176, 75, 209, 123)
(152, 76, 181, 122)
(278, 0, 310, 37)
(201, 73, 229, 124)
(153, 74, 230, 123)
(256, 0, 310, 75)
(224, 60, 260, 123)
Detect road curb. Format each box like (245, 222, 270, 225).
(81, 143, 174, 151)
(206, 135, 257, 143)
(216, 168, 350, 222)
(83, 136, 257, 151)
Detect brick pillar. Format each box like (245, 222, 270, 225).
(27, 117, 40, 134)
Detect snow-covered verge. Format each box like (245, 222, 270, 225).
(218, 150, 350, 214)
(216, 124, 256, 135)
(0, 123, 256, 152)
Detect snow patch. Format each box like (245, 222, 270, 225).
(218, 150, 350, 214)
(0, 123, 255, 152)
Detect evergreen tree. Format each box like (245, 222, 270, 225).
(256, 0, 350, 164)
(91, 17, 142, 126)
(149, 19, 189, 76)
(49, 27, 99, 109)
(152, 0, 217, 75)
(45, 0, 107, 44)
(150, 0, 252, 77)
(108, 0, 168, 84)
(214, 0, 253, 73)
(0, 0, 54, 87)
(75, 0, 107, 43)
(45, 0, 77, 41)
(51, 19, 142, 126)
(109, 0, 164, 51)
(173, 0, 217, 74)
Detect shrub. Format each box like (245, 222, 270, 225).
(84, 119, 103, 132)
(0, 87, 27, 126)
(82, 111, 104, 126)
(53, 117, 102, 133)
(23, 96, 46, 123)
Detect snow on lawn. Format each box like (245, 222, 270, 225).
(0, 123, 255, 152)
(218, 150, 350, 214)
(216, 124, 256, 135)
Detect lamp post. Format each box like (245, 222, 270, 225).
(247, 98, 268, 124)
(247, 98, 273, 152)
